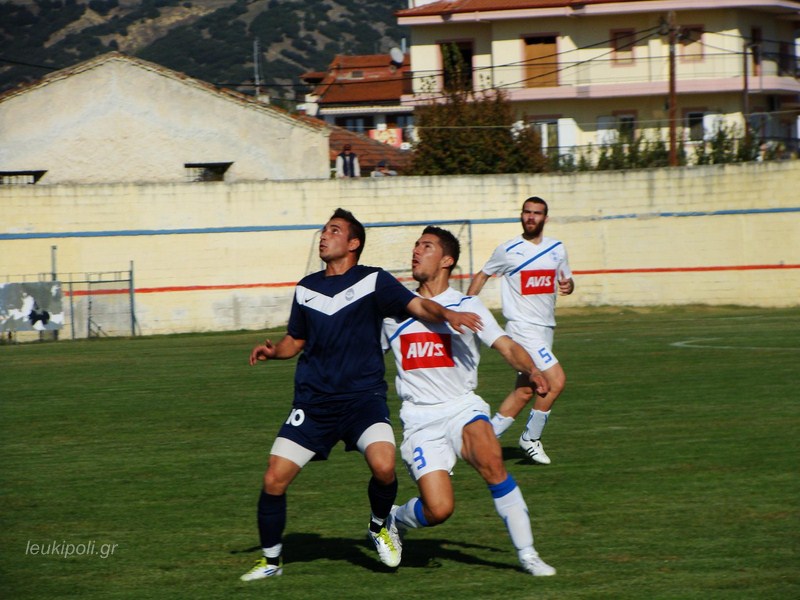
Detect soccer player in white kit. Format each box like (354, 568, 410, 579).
(384, 226, 556, 576)
(468, 196, 575, 465)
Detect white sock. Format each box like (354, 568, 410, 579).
(393, 497, 429, 529)
(491, 413, 515, 437)
(491, 478, 534, 552)
(262, 543, 282, 560)
(524, 409, 550, 441)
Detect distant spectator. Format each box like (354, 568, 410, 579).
(336, 144, 361, 178)
(371, 161, 397, 177)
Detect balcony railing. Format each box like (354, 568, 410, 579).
(411, 52, 799, 94)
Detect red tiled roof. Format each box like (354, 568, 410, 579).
(398, 0, 652, 17)
(306, 53, 410, 106)
(299, 118, 412, 174)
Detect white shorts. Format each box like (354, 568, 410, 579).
(506, 321, 559, 372)
(399, 393, 490, 482)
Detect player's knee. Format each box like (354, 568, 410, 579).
(263, 470, 289, 495)
(369, 461, 396, 485)
(425, 498, 454, 525)
(550, 371, 566, 396)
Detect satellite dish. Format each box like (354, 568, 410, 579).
(389, 47, 404, 66)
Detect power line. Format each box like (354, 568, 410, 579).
(0, 57, 60, 71)
(0, 26, 789, 95)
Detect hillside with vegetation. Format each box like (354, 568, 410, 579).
(0, 0, 410, 101)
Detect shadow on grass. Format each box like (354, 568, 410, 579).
(501, 444, 543, 466)
(231, 533, 517, 572)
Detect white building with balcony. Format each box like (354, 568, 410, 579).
(398, 0, 800, 159)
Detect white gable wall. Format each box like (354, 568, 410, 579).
(0, 57, 330, 183)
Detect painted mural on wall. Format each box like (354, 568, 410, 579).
(0, 282, 64, 331)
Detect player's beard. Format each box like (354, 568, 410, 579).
(522, 219, 545, 238)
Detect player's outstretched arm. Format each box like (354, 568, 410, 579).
(491, 336, 550, 396)
(406, 297, 482, 333)
(249, 334, 305, 366)
(466, 271, 490, 296)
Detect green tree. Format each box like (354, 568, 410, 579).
(411, 86, 546, 175)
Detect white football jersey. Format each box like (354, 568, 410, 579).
(383, 287, 505, 406)
(481, 235, 572, 327)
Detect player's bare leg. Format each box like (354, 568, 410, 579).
(491, 366, 565, 464)
(461, 419, 555, 576)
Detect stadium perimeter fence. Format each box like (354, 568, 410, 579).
(1, 267, 137, 342)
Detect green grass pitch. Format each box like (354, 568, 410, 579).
(1, 306, 798, 599)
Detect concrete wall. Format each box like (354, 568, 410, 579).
(2, 161, 799, 339)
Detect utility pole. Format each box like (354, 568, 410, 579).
(253, 38, 262, 100)
(51, 245, 58, 341)
(742, 42, 750, 135)
(667, 11, 678, 167)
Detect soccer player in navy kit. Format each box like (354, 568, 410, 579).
(468, 197, 574, 465)
(384, 226, 556, 576)
(241, 209, 482, 581)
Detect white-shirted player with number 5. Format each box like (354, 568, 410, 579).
(384, 226, 556, 576)
(468, 196, 574, 465)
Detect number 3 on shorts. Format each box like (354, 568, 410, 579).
(412, 446, 427, 470)
(538, 347, 553, 364)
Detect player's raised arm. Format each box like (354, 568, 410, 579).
(249, 334, 305, 366)
(491, 335, 550, 397)
(405, 296, 482, 333)
(466, 270, 490, 296)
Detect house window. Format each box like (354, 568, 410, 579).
(750, 28, 762, 76)
(528, 118, 560, 153)
(612, 30, 636, 65)
(778, 42, 795, 77)
(440, 41, 473, 91)
(596, 113, 636, 145)
(685, 111, 705, 141)
(350, 70, 364, 79)
(185, 162, 232, 182)
(618, 114, 636, 142)
(0, 170, 46, 185)
(335, 116, 374, 134)
(680, 26, 704, 62)
(389, 114, 414, 130)
(523, 35, 558, 87)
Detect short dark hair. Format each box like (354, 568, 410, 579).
(522, 196, 548, 215)
(422, 225, 460, 271)
(331, 208, 366, 258)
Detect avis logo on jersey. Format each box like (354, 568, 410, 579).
(520, 269, 556, 295)
(400, 331, 455, 370)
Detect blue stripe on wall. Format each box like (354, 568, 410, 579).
(2, 207, 799, 241)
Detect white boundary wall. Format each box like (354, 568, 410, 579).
(2, 162, 799, 337)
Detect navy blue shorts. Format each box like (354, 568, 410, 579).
(276, 392, 392, 461)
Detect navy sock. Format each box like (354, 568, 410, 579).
(257, 490, 286, 549)
(367, 476, 397, 530)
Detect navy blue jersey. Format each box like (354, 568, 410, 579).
(288, 265, 415, 404)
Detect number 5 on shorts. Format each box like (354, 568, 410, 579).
(538, 347, 553, 364)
